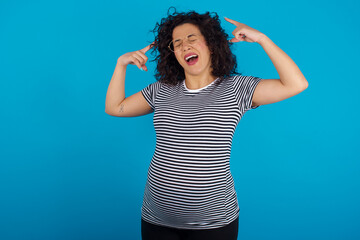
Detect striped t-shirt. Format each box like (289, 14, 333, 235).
(140, 75, 262, 230)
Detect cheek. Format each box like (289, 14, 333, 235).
(196, 42, 210, 55)
(199, 41, 208, 48)
(199, 43, 210, 58)
(174, 54, 183, 65)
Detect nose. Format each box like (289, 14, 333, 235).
(182, 41, 192, 52)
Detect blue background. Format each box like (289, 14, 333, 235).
(1, 0, 359, 239)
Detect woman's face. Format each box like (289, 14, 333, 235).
(171, 23, 212, 77)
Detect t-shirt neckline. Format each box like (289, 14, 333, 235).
(183, 77, 219, 93)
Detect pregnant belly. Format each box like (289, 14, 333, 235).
(146, 159, 228, 212)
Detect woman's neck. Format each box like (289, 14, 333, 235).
(184, 73, 217, 90)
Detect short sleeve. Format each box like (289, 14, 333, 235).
(141, 81, 162, 110)
(232, 75, 262, 113)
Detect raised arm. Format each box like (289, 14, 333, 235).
(224, 17, 308, 107)
(105, 43, 154, 117)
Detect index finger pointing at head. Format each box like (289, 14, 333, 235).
(141, 41, 155, 54)
(224, 17, 238, 25)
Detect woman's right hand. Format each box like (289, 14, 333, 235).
(117, 42, 154, 71)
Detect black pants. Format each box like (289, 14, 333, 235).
(141, 217, 239, 240)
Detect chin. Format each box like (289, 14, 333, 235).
(185, 69, 203, 76)
(183, 65, 204, 74)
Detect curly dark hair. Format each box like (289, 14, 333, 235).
(149, 7, 240, 86)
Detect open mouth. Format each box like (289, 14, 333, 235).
(184, 54, 199, 65)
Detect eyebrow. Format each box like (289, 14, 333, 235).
(173, 33, 197, 42)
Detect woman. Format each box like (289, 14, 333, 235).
(105, 8, 308, 240)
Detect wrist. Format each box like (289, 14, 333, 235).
(116, 61, 128, 69)
(256, 34, 270, 45)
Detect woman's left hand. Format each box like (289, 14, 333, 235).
(224, 17, 265, 43)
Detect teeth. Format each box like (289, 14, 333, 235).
(185, 54, 198, 61)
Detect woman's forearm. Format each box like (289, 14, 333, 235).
(105, 62, 127, 112)
(258, 35, 308, 89)
(105, 44, 153, 113)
